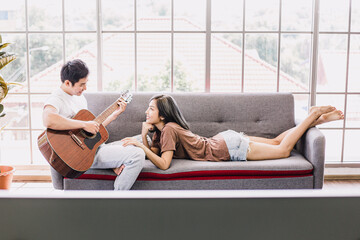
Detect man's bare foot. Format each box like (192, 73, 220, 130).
(314, 110, 344, 126)
(113, 164, 125, 176)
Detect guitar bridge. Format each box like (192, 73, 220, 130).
(68, 131, 85, 149)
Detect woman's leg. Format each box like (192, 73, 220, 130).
(248, 109, 344, 145)
(248, 136, 277, 145)
(247, 106, 334, 160)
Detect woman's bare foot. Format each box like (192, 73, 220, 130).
(313, 110, 344, 126)
(113, 164, 125, 176)
(310, 105, 335, 118)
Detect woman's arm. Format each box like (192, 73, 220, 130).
(141, 122, 155, 149)
(121, 137, 173, 170)
(141, 147, 173, 170)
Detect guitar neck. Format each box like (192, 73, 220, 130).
(94, 101, 119, 124)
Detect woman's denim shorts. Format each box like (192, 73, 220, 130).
(219, 130, 250, 161)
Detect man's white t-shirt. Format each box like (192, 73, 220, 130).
(44, 88, 88, 118)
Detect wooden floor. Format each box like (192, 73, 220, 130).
(323, 179, 360, 190)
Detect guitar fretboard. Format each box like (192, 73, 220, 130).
(93, 91, 131, 124)
(94, 101, 120, 124)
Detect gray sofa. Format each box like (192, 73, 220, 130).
(50, 92, 325, 190)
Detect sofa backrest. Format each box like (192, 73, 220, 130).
(85, 92, 295, 143)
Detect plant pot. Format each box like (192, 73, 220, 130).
(0, 165, 15, 190)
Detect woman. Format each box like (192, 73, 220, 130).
(121, 95, 344, 170)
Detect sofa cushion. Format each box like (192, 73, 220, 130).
(74, 151, 313, 182)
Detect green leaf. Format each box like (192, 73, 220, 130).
(0, 112, 5, 117)
(0, 52, 16, 70)
(0, 42, 10, 50)
(0, 103, 3, 113)
(0, 34, 2, 43)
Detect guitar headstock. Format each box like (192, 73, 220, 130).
(120, 90, 133, 103)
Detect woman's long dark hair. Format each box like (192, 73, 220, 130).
(151, 94, 189, 130)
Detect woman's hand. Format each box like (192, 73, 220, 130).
(142, 122, 154, 135)
(121, 137, 144, 148)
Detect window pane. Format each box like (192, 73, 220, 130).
(174, 34, 205, 92)
(344, 130, 360, 163)
(211, 0, 243, 31)
(317, 34, 347, 92)
(244, 34, 278, 92)
(0, 130, 31, 165)
(102, 0, 134, 31)
(211, 33, 242, 92)
(280, 34, 311, 92)
(348, 35, 360, 92)
(32, 130, 47, 165)
(137, 33, 171, 92)
(29, 34, 63, 93)
(30, 95, 47, 130)
(282, 0, 312, 31)
(0, 34, 27, 93)
(174, 0, 205, 31)
(345, 95, 360, 128)
(65, 0, 96, 31)
(28, 0, 62, 31)
(245, 0, 279, 31)
(316, 94, 345, 128)
(0, 94, 28, 128)
(351, 0, 360, 32)
(321, 129, 342, 163)
(137, 0, 171, 31)
(0, 0, 25, 31)
(103, 33, 135, 92)
(293, 94, 309, 120)
(319, 0, 349, 32)
(65, 33, 97, 92)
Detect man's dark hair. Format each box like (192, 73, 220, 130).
(60, 59, 89, 85)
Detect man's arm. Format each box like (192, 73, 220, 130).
(102, 99, 127, 127)
(43, 105, 100, 134)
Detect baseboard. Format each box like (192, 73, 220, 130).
(324, 168, 360, 180)
(13, 169, 52, 182)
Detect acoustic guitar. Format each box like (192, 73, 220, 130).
(37, 90, 132, 178)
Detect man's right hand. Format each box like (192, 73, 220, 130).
(83, 121, 100, 134)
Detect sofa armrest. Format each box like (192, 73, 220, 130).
(50, 166, 64, 190)
(296, 126, 325, 189)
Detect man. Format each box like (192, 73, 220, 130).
(42, 59, 144, 190)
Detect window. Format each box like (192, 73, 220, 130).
(0, 0, 358, 166)
(0, 11, 8, 20)
(317, 0, 360, 163)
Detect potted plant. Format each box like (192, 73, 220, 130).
(0, 34, 18, 189)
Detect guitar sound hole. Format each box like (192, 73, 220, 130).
(80, 130, 96, 139)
